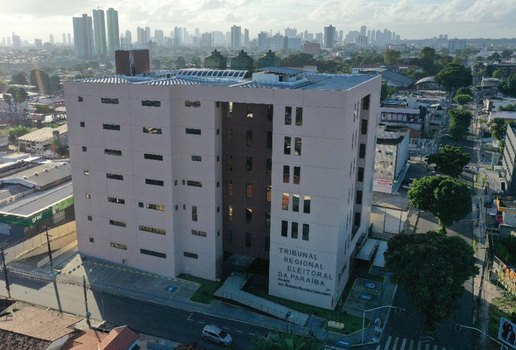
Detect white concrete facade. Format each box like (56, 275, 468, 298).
(65, 70, 380, 309)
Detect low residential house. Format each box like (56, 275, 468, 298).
(0, 306, 81, 350)
(378, 106, 427, 144)
(494, 196, 516, 236)
(373, 124, 410, 193)
(17, 124, 68, 155)
(62, 325, 139, 350)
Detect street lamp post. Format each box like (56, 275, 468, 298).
(455, 323, 508, 350)
(44, 226, 54, 274)
(361, 305, 405, 344)
(0, 245, 11, 299)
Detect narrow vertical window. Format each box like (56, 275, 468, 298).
(245, 232, 252, 248)
(359, 144, 366, 158)
(228, 205, 233, 221)
(302, 224, 309, 241)
(295, 107, 303, 126)
(282, 193, 289, 210)
(361, 119, 368, 135)
(246, 130, 253, 147)
(293, 166, 300, 184)
(246, 208, 253, 224)
(227, 128, 233, 145)
(291, 222, 298, 239)
(281, 220, 288, 237)
(284, 137, 291, 155)
(294, 137, 302, 156)
(267, 131, 272, 149)
(246, 157, 253, 173)
(227, 180, 233, 196)
(304, 195, 311, 214)
(285, 106, 292, 125)
(356, 190, 363, 205)
(192, 206, 198, 221)
(293, 194, 300, 212)
(266, 185, 272, 202)
(283, 165, 290, 183)
(266, 159, 272, 176)
(357, 167, 364, 182)
(246, 183, 253, 199)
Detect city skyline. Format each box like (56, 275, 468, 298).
(1, 0, 515, 43)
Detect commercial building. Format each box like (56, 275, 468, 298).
(373, 125, 409, 193)
(72, 14, 95, 58)
(64, 66, 380, 309)
(106, 8, 120, 53)
(324, 25, 336, 49)
(17, 124, 68, 155)
(92, 9, 107, 57)
(230, 25, 241, 49)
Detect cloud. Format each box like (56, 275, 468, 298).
(0, 0, 515, 41)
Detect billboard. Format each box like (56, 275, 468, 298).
(498, 317, 516, 349)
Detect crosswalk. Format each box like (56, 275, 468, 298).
(376, 336, 452, 350)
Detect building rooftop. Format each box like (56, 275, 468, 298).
(78, 68, 378, 92)
(17, 124, 68, 143)
(0, 161, 71, 190)
(0, 306, 81, 342)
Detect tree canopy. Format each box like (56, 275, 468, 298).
(385, 232, 478, 328)
(426, 145, 471, 177)
(448, 107, 473, 140)
(408, 175, 472, 232)
(8, 125, 33, 142)
(29, 69, 61, 95)
(418, 47, 441, 75)
(249, 332, 324, 350)
(10, 72, 28, 85)
(500, 75, 516, 97)
(435, 64, 472, 91)
(454, 94, 472, 105)
(456, 87, 473, 97)
(384, 49, 401, 65)
(6, 87, 28, 104)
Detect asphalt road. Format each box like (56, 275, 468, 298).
(0, 273, 267, 349)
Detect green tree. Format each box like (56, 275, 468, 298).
(385, 232, 478, 329)
(8, 125, 33, 142)
(500, 75, 516, 97)
(501, 49, 513, 59)
(316, 59, 345, 73)
(499, 104, 516, 112)
(408, 176, 472, 233)
(384, 49, 401, 65)
(448, 107, 473, 140)
(281, 53, 316, 67)
(10, 72, 28, 85)
(456, 87, 473, 97)
(426, 145, 471, 177)
(0, 80, 7, 93)
(454, 94, 472, 105)
(435, 64, 472, 91)
(175, 56, 186, 69)
(418, 47, 441, 75)
(249, 332, 325, 350)
(492, 69, 505, 79)
(489, 118, 510, 142)
(488, 52, 501, 62)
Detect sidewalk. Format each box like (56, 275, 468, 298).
(10, 250, 394, 348)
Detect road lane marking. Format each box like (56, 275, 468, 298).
(376, 345, 381, 350)
(425, 344, 430, 350)
(400, 338, 407, 349)
(408, 339, 414, 350)
(186, 313, 194, 321)
(235, 329, 243, 333)
(393, 337, 399, 349)
(384, 336, 392, 350)
(248, 332, 255, 336)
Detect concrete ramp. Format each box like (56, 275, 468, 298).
(214, 273, 309, 327)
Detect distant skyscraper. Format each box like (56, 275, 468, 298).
(244, 28, 250, 48)
(200, 32, 213, 49)
(258, 31, 268, 52)
(62, 33, 66, 43)
(360, 25, 367, 36)
(324, 25, 336, 49)
(145, 27, 151, 43)
(285, 27, 297, 38)
(34, 39, 43, 49)
(73, 14, 95, 58)
(92, 9, 107, 56)
(173, 27, 182, 47)
(125, 30, 132, 46)
(49, 34, 54, 44)
(154, 29, 164, 46)
(12, 33, 21, 49)
(106, 8, 120, 53)
(230, 25, 241, 49)
(137, 27, 145, 45)
(315, 32, 323, 45)
(67, 33, 72, 44)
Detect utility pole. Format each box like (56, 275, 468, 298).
(83, 275, 91, 327)
(44, 226, 53, 274)
(0, 245, 11, 299)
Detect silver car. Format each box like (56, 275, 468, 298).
(202, 324, 233, 346)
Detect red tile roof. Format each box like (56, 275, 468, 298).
(100, 325, 139, 350)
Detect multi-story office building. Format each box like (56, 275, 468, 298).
(324, 25, 336, 49)
(231, 25, 241, 49)
(106, 8, 120, 53)
(501, 125, 516, 195)
(65, 63, 380, 309)
(73, 14, 95, 58)
(92, 9, 107, 57)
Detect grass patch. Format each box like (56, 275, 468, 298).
(488, 292, 516, 345)
(178, 274, 223, 304)
(246, 286, 365, 335)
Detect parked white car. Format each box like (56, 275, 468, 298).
(202, 324, 232, 346)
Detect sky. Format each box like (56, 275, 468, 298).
(1, 0, 515, 42)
